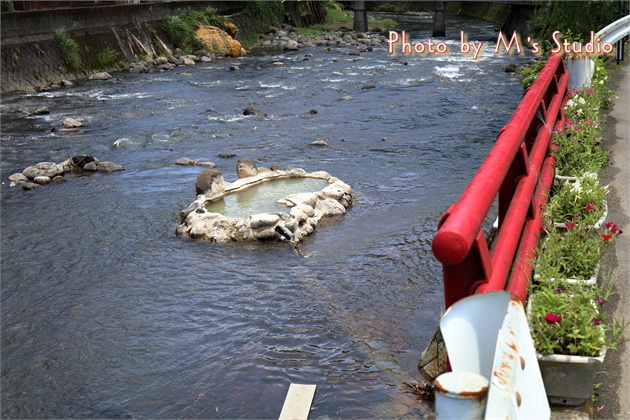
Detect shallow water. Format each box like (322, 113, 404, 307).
(1, 13, 531, 419)
(205, 177, 329, 219)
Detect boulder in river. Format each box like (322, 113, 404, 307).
(89, 72, 113, 80)
(236, 158, 258, 179)
(196, 169, 225, 199)
(195, 26, 245, 58)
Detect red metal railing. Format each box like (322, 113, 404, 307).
(432, 54, 570, 309)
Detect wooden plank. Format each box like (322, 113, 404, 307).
(278, 384, 316, 420)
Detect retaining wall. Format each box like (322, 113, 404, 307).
(0, 1, 242, 93)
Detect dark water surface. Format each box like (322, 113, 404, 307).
(1, 13, 531, 419)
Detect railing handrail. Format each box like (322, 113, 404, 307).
(432, 54, 570, 308)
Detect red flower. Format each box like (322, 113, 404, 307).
(605, 222, 623, 235)
(602, 234, 613, 241)
(545, 313, 562, 323)
(593, 318, 601, 326)
(564, 222, 576, 229)
(585, 201, 596, 212)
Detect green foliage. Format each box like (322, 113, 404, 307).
(242, 1, 284, 26)
(518, 59, 545, 89)
(529, 272, 625, 357)
(162, 15, 203, 53)
(547, 175, 608, 227)
(552, 79, 613, 177)
(54, 29, 82, 72)
(537, 222, 620, 281)
(231, 1, 285, 46)
(1, 0, 14, 12)
(96, 47, 121, 69)
(531, 1, 620, 52)
(162, 8, 232, 54)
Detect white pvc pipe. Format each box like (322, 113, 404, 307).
(435, 371, 489, 420)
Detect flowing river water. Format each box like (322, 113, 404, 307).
(1, 13, 532, 419)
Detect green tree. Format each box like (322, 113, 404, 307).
(531, 1, 621, 49)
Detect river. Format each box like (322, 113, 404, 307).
(1, 13, 532, 419)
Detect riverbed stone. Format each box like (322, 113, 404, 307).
(83, 162, 98, 171)
(21, 182, 41, 190)
(62, 118, 82, 128)
(176, 158, 197, 166)
(197, 161, 217, 168)
(22, 162, 64, 179)
(33, 106, 50, 115)
(70, 155, 98, 170)
(236, 158, 258, 179)
(33, 176, 52, 185)
(8, 173, 28, 183)
(249, 213, 281, 229)
(243, 106, 265, 117)
(98, 161, 125, 172)
(196, 169, 225, 198)
(89, 72, 112, 80)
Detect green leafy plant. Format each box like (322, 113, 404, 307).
(536, 222, 622, 281)
(553, 82, 612, 177)
(1, 0, 14, 12)
(530, 1, 619, 52)
(547, 174, 608, 227)
(96, 47, 121, 69)
(529, 272, 625, 357)
(519, 59, 545, 89)
(55, 29, 82, 72)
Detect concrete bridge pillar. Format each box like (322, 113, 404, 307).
(353, 1, 368, 33)
(433, 1, 446, 37)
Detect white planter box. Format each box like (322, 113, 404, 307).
(551, 202, 608, 230)
(553, 172, 598, 186)
(527, 297, 606, 406)
(537, 349, 606, 406)
(534, 262, 600, 286)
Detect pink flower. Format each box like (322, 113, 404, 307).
(593, 318, 601, 326)
(564, 222, 576, 229)
(605, 222, 623, 235)
(567, 89, 574, 95)
(545, 313, 562, 323)
(585, 202, 596, 212)
(595, 298, 606, 305)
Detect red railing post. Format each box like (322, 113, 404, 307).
(433, 54, 570, 309)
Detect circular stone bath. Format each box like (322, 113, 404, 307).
(176, 162, 353, 243)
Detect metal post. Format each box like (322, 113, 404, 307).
(353, 1, 368, 33)
(433, 1, 446, 37)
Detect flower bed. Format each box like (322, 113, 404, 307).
(528, 58, 626, 404)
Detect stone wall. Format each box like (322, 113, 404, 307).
(0, 1, 243, 93)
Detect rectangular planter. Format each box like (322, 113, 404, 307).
(553, 172, 598, 186)
(537, 349, 606, 406)
(551, 202, 608, 230)
(534, 262, 600, 286)
(526, 297, 607, 406)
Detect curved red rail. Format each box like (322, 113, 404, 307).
(432, 54, 570, 308)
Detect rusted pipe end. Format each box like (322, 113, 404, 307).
(432, 230, 470, 265)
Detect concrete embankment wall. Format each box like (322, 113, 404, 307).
(0, 1, 242, 93)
